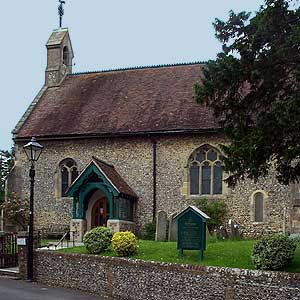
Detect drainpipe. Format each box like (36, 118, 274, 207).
(152, 140, 157, 221)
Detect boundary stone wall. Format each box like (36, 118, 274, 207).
(27, 250, 300, 300)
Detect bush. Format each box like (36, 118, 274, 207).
(194, 198, 228, 232)
(289, 233, 300, 243)
(252, 235, 296, 271)
(142, 221, 156, 240)
(112, 231, 139, 257)
(83, 226, 113, 254)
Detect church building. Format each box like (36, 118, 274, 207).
(7, 28, 300, 240)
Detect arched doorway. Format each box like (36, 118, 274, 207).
(91, 197, 110, 228)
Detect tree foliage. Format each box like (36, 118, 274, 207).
(194, 198, 228, 232)
(1, 193, 29, 230)
(0, 149, 14, 205)
(195, 0, 300, 186)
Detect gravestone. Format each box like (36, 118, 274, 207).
(218, 225, 228, 240)
(155, 211, 167, 241)
(228, 219, 242, 239)
(168, 213, 178, 241)
(175, 206, 210, 261)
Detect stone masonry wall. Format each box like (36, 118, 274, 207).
(12, 133, 291, 235)
(31, 250, 300, 300)
(14, 137, 154, 233)
(155, 134, 290, 236)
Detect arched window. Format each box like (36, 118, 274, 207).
(63, 46, 69, 66)
(254, 192, 264, 222)
(59, 158, 78, 197)
(189, 145, 223, 195)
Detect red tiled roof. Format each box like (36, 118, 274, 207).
(92, 157, 138, 198)
(15, 63, 219, 139)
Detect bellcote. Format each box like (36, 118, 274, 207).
(45, 28, 74, 87)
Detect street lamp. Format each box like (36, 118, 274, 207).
(23, 137, 43, 281)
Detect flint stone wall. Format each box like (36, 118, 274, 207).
(32, 250, 300, 300)
(11, 133, 291, 235)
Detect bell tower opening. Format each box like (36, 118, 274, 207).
(63, 46, 69, 66)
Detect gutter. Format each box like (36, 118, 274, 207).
(14, 128, 221, 143)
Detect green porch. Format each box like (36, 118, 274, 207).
(66, 157, 138, 241)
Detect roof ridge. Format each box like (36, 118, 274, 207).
(92, 156, 114, 168)
(70, 61, 206, 76)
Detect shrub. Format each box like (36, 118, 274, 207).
(142, 221, 156, 240)
(194, 198, 228, 232)
(289, 233, 300, 243)
(252, 235, 296, 271)
(83, 226, 113, 254)
(112, 231, 139, 257)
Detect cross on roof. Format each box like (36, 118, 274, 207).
(58, 0, 66, 28)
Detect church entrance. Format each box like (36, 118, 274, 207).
(91, 197, 109, 228)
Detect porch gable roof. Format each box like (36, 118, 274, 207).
(67, 157, 138, 199)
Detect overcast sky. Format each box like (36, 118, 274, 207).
(0, 0, 264, 151)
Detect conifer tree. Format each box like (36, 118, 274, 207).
(196, 0, 300, 186)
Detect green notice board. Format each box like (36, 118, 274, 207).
(175, 205, 210, 261)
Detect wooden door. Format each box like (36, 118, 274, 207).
(91, 197, 109, 228)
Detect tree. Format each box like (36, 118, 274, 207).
(0, 150, 14, 205)
(1, 193, 29, 230)
(195, 0, 300, 186)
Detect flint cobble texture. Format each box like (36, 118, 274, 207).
(12, 133, 291, 236)
(31, 250, 300, 300)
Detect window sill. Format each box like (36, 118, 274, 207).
(187, 194, 227, 200)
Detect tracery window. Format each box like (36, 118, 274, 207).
(59, 158, 78, 197)
(189, 145, 223, 195)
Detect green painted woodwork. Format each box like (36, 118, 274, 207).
(79, 182, 113, 219)
(72, 198, 77, 219)
(176, 206, 209, 261)
(67, 161, 135, 222)
(67, 163, 119, 198)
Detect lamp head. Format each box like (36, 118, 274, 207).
(23, 137, 44, 164)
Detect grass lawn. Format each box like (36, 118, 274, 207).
(59, 239, 300, 272)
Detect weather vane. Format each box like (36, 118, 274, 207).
(58, 0, 66, 28)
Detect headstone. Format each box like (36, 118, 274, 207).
(228, 219, 242, 239)
(155, 211, 167, 241)
(168, 213, 178, 241)
(218, 225, 228, 240)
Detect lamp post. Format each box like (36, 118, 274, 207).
(23, 137, 44, 281)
